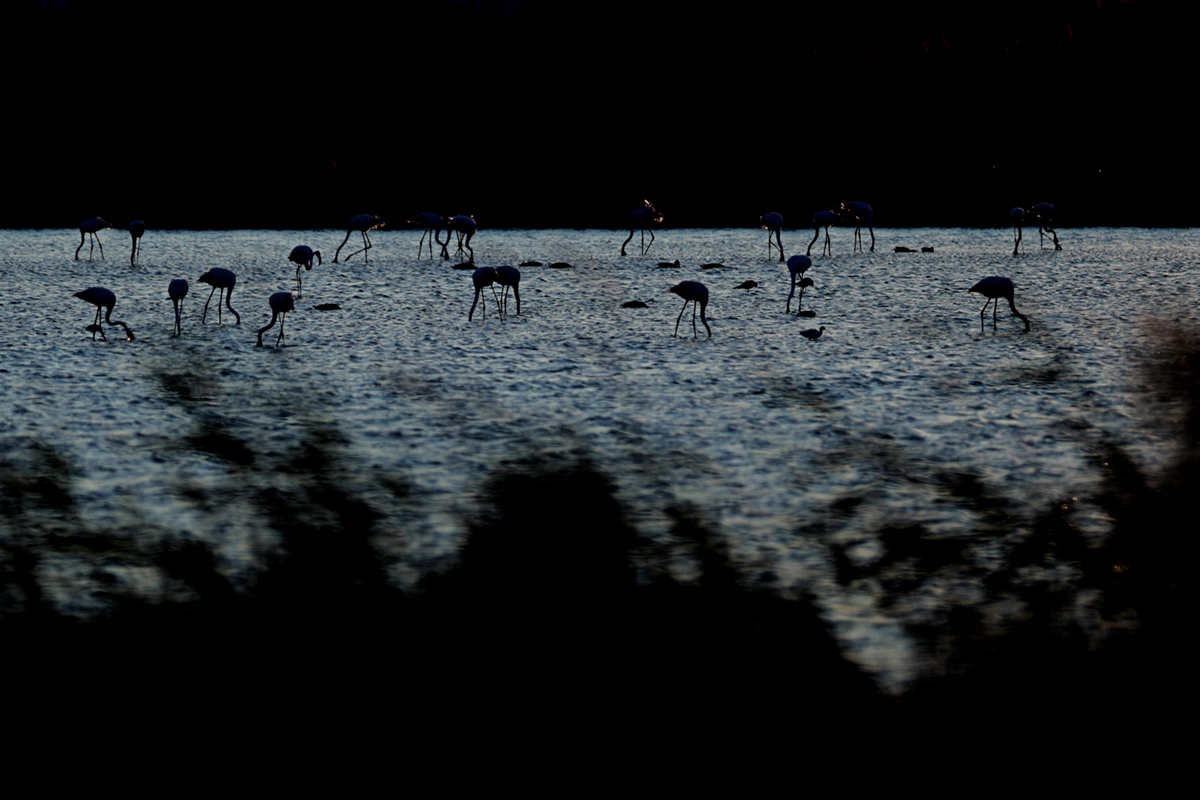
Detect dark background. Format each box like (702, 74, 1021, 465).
(5, 0, 1189, 230)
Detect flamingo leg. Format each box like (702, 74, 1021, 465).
(75, 231, 85, 260)
(692, 301, 699, 338)
(646, 228, 655, 255)
(95, 234, 104, 260)
(202, 286, 217, 323)
(469, 289, 482, 321)
(278, 312, 286, 345)
(224, 288, 240, 324)
(674, 301, 687, 337)
(418, 229, 428, 259)
(333, 230, 353, 262)
(699, 303, 711, 338)
(491, 285, 500, 318)
(823, 229, 831, 257)
(464, 233, 474, 263)
(774, 230, 784, 262)
(786, 279, 796, 312)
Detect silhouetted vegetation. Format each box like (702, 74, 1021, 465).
(2, 330, 1194, 732)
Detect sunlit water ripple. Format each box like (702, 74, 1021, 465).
(2, 226, 1196, 691)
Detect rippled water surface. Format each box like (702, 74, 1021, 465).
(3, 226, 1197, 690)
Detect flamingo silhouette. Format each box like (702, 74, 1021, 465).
(1010, 208, 1025, 256)
(809, 210, 836, 256)
(169, 278, 188, 337)
(785, 255, 812, 313)
(333, 214, 383, 263)
(129, 220, 146, 265)
(288, 245, 322, 299)
(257, 291, 296, 347)
(448, 215, 477, 263)
(495, 265, 521, 316)
(669, 280, 711, 338)
(839, 202, 874, 252)
(800, 326, 825, 341)
(75, 217, 111, 260)
(412, 212, 450, 260)
(468, 267, 499, 321)
(1031, 203, 1061, 250)
(621, 200, 662, 256)
(198, 267, 240, 324)
(74, 286, 134, 341)
(761, 212, 784, 261)
(969, 276, 1030, 331)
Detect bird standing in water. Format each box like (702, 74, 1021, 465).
(840, 201, 874, 252)
(969, 276, 1030, 331)
(761, 212, 784, 261)
(495, 265, 521, 316)
(74, 286, 135, 341)
(257, 291, 296, 347)
(786, 255, 812, 313)
(169, 278, 188, 336)
(469, 267, 499, 321)
(75, 218, 110, 261)
(621, 201, 662, 256)
(129, 220, 146, 265)
(333, 214, 383, 263)
(288, 245, 322, 299)
(809, 210, 836, 257)
(198, 268, 240, 324)
(669, 280, 710, 338)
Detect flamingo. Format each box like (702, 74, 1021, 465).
(668, 280, 711, 339)
(621, 200, 662, 256)
(800, 326, 826, 340)
(73, 286, 134, 341)
(198, 267, 240, 324)
(468, 267, 499, 321)
(168, 278, 188, 337)
(129, 220, 146, 265)
(969, 276, 1030, 331)
(1031, 203, 1061, 250)
(412, 212, 450, 260)
(448, 215, 477, 263)
(333, 214, 383, 263)
(495, 265, 521, 316)
(809, 210, 837, 257)
(839, 202, 874, 252)
(288, 245, 322, 299)
(257, 292, 296, 347)
(785, 255, 812, 313)
(1010, 208, 1025, 256)
(75, 217, 111, 260)
(761, 212, 784, 261)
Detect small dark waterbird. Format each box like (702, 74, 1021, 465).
(168, 278, 188, 336)
(468, 267, 499, 321)
(412, 212, 450, 260)
(809, 209, 836, 257)
(288, 245, 322, 299)
(800, 326, 825, 340)
(735, 280, 758, 292)
(495, 265, 521, 316)
(74, 286, 134, 341)
(786, 255, 812, 313)
(761, 212, 784, 261)
(969, 276, 1030, 331)
(621, 200, 662, 256)
(75, 217, 110, 261)
(1011, 207, 1025, 256)
(333, 214, 383, 263)
(669, 280, 710, 339)
(840, 201, 874, 252)
(1031, 203, 1061, 250)
(198, 267, 240, 324)
(257, 291, 296, 347)
(129, 220, 146, 265)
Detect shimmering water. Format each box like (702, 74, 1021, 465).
(2, 226, 1196, 691)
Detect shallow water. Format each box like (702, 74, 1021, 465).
(2, 226, 1196, 691)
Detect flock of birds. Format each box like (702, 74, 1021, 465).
(69, 201, 1049, 345)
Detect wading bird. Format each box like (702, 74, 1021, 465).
(1031, 203, 1061, 250)
(495, 265, 521, 316)
(786, 255, 812, 313)
(257, 291, 296, 347)
(621, 200, 662, 256)
(448, 215, 477, 263)
(198, 267, 240, 324)
(288, 245, 322, 299)
(761, 212, 784, 261)
(800, 326, 825, 340)
(809, 209, 837, 257)
(169, 278, 188, 336)
(840, 201, 874, 252)
(468, 267, 499, 321)
(129, 220, 145, 265)
(735, 280, 758, 292)
(969, 276, 1030, 331)
(1011, 207, 1025, 256)
(74, 286, 134, 341)
(669, 280, 710, 338)
(412, 212, 450, 260)
(75, 217, 111, 260)
(333, 214, 383, 263)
